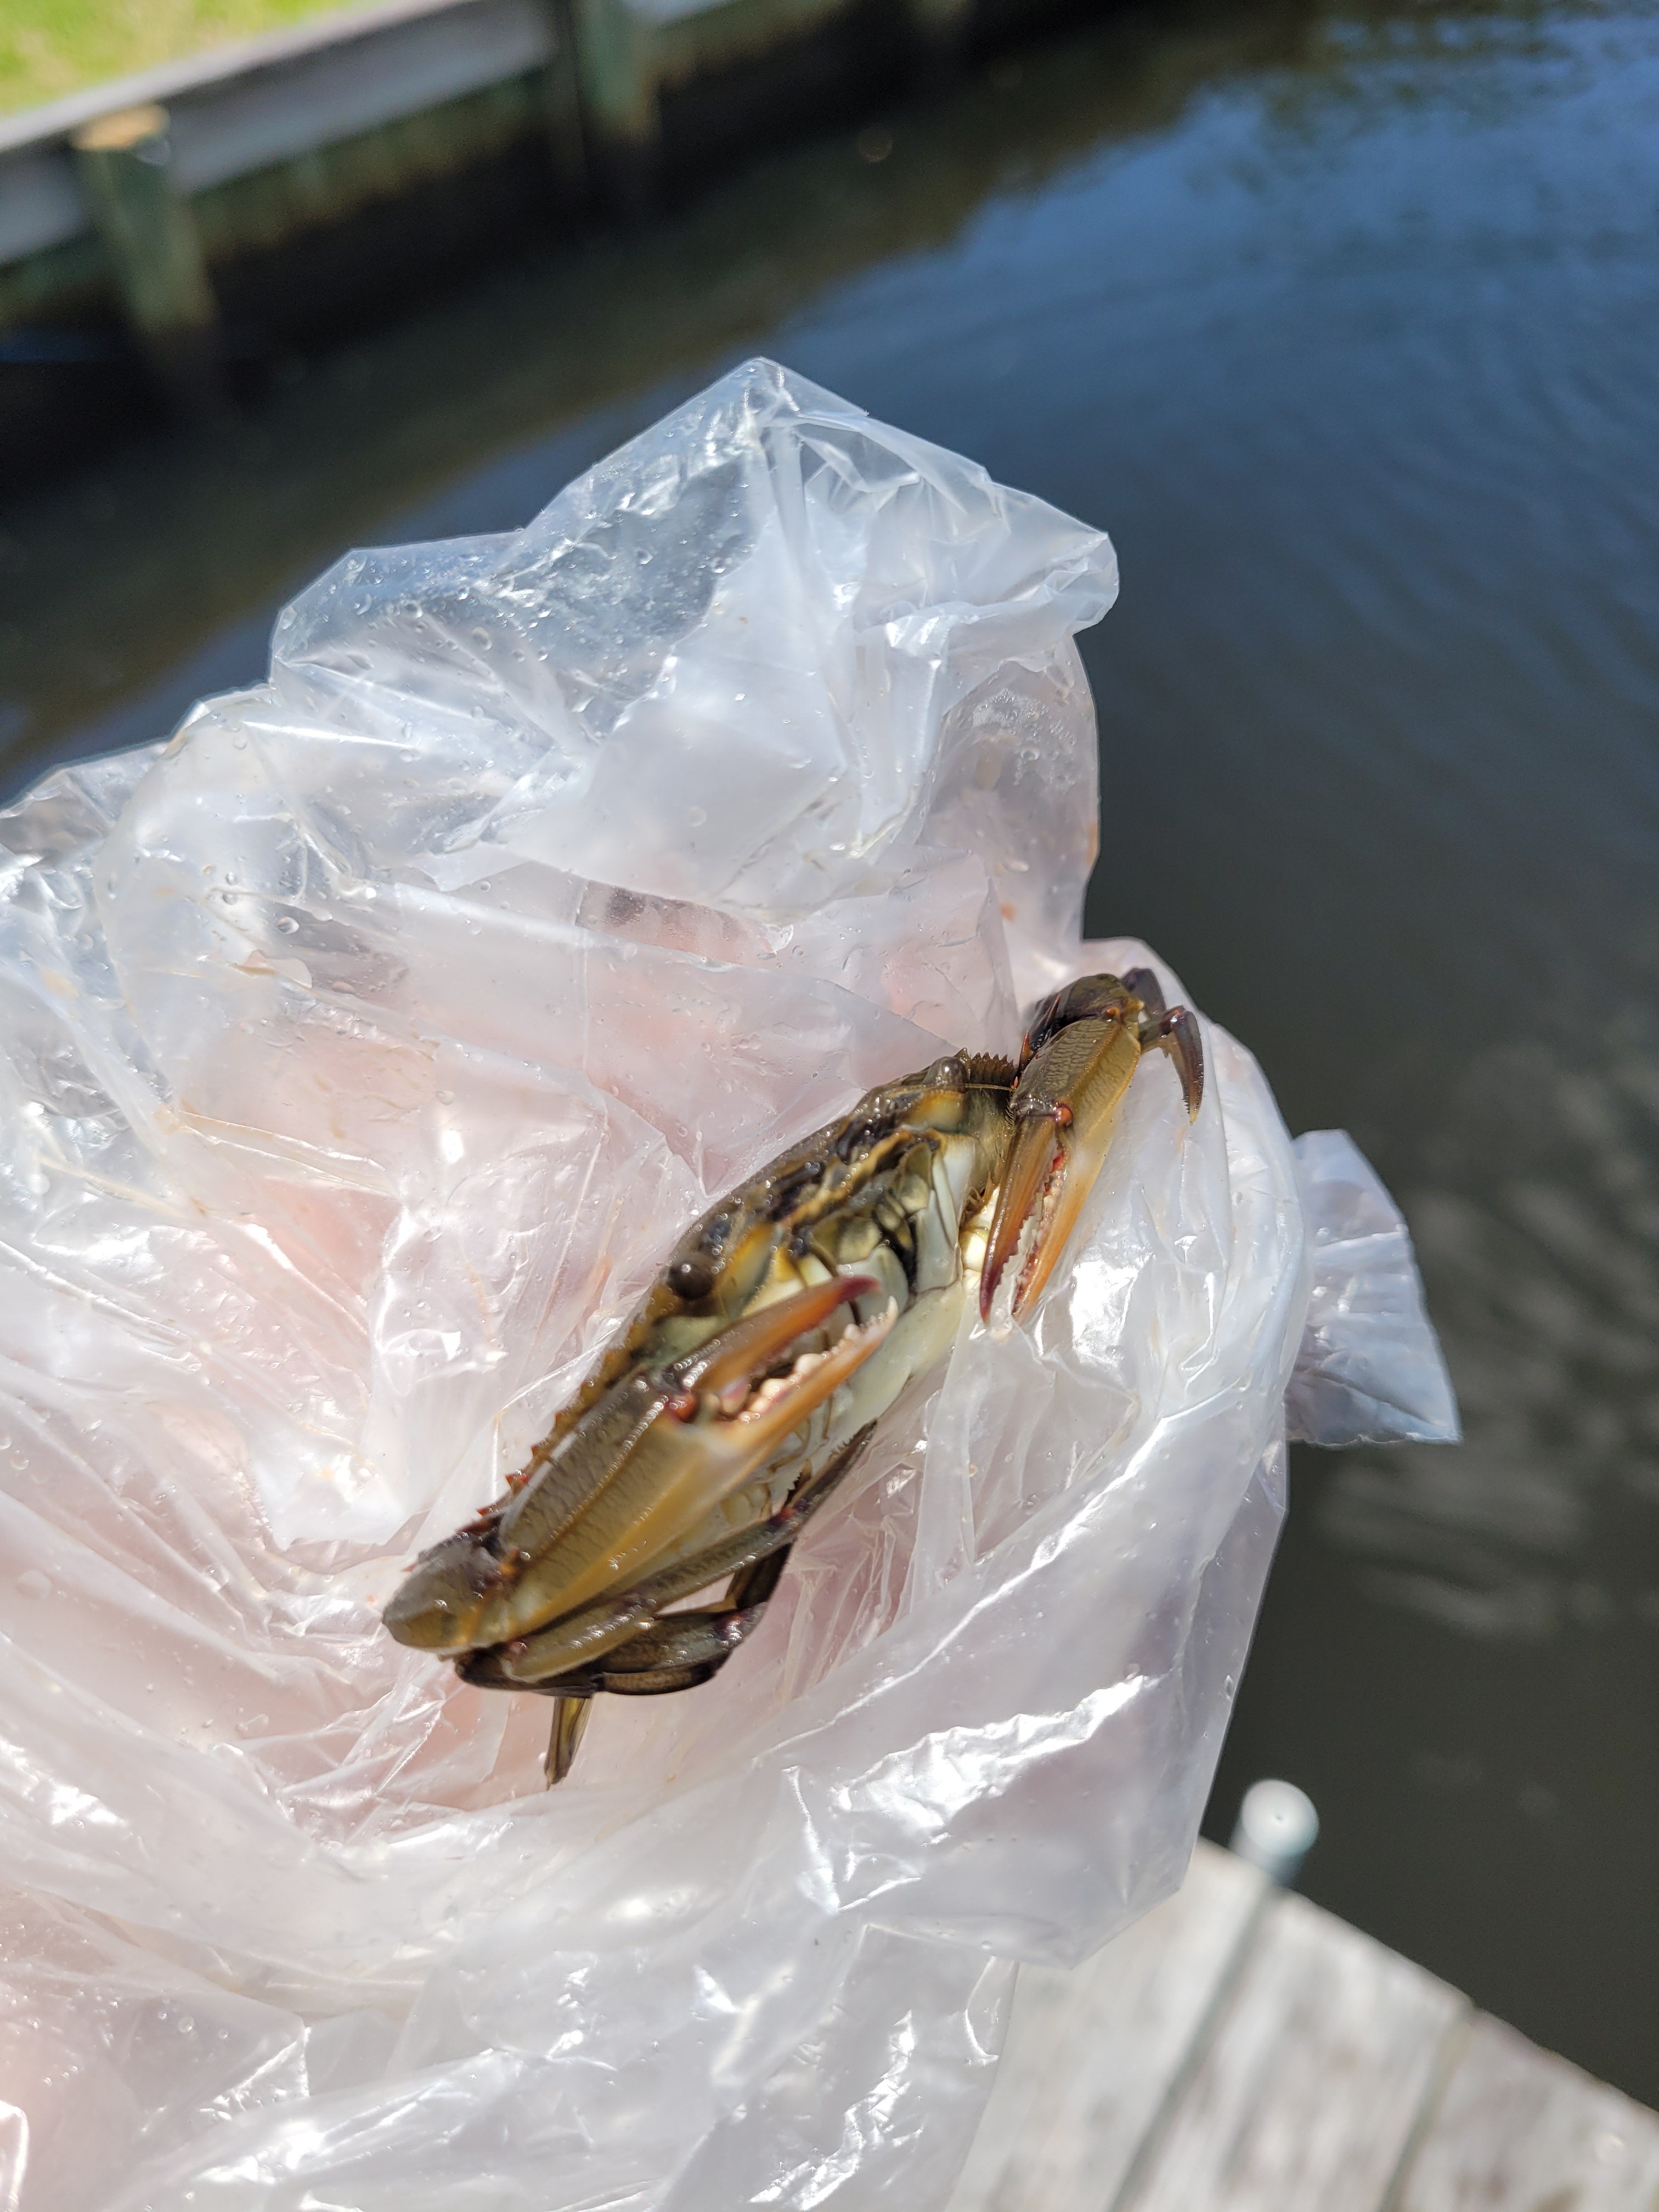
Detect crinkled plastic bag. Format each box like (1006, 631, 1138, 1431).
(1288, 1130, 1459, 1447)
(0, 362, 1455, 2212)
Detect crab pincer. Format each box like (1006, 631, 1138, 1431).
(979, 972, 1205, 1331)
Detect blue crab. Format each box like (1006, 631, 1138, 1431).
(383, 970, 1203, 1781)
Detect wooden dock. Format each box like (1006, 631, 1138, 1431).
(949, 1841, 1659, 2212)
(0, 0, 1057, 464)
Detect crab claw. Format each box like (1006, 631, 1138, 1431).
(383, 1272, 893, 1654)
(979, 973, 1209, 1332)
(1158, 1006, 1205, 1121)
(1120, 967, 1203, 1120)
(980, 1013, 1145, 1330)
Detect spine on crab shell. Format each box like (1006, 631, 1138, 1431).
(955, 1050, 1020, 1090)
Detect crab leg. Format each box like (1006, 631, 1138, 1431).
(545, 1695, 592, 1785)
(460, 1423, 877, 1781)
(385, 1273, 891, 1654)
(494, 1284, 891, 1638)
(552, 1550, 795, 1701)
(522, 1559, 791, 1713)
(533, 1558, 786, 1786)
(460, 1422, 876, 1691)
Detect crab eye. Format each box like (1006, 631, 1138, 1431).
(669, 1256, 716, 1302)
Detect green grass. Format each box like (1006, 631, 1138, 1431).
(0, 0, 371, 118)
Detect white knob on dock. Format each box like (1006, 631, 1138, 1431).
(1231, 1778, 1319, 1886)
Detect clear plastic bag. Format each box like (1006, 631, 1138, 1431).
(1288, 1129, 1460, 1448)
(0, 362, 1453, 2211)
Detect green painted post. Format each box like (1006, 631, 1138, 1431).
(71, 104, 223, 413)
(568, 0, 661, 216)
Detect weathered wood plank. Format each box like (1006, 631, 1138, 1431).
(169, 0, 556, 193)
(950, 1841, 1269, 2212)
(1115, 1889, 1468, 2212)
(1396, 2014, 1659, 2212)
(0, 0, 558, 268)
(0, 0, 547, 165)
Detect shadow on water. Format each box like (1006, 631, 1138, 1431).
(2, 0, 1656, 2103)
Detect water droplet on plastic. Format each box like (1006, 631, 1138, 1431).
(16, 1569, 50, 1600)
(687, 806, 707, 827)
(436, 1089, 454, 1105)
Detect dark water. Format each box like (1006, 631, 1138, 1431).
(4, 0, 1657, 2103)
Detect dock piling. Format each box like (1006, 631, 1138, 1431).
(70, 104, 224, 414)
(569, 0, 661, 216)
